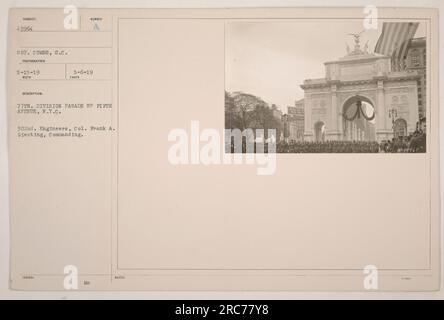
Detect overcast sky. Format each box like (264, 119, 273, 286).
(225, 20, 426, 112)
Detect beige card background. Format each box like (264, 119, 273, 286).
(5, 6, 440, 292)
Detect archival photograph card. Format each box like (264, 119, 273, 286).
(7, 7, 440, 291)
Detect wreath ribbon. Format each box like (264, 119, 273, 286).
(343, 101, 375, 121)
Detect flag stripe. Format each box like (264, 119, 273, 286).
(374, 24, 386, 52)
(374, 23, 387, 53)
(387, 23, 402, 55)
(394, 23, 412, 57)
(374, 22, 419, 57)
(378, 22, 396, 55)
(379, 22, 395, 54)
(391, 23, 409, 66)
(398, 23, 419, 61)
(395, 23, 410, 56)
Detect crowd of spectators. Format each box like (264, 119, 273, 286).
(379, 130, 426, 153)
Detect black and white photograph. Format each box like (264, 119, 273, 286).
(2, 3, 442, 302)
(225, 20, 427, 153)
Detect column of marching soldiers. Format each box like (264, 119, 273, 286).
(229, 130, 426, 153)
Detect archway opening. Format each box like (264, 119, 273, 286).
(394, 118, 407, 138)
(314, 121, 326, 142)
(342, 96, 376, 141)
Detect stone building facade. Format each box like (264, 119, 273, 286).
(300, 40, 421, 142)
(404, 37, 426, 119)
(283, 101, 305, 142)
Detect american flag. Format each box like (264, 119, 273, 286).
(374, 22, 419, 69)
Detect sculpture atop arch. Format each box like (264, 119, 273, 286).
(300, 36, 420, 142)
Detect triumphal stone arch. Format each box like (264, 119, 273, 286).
(301, 36, 420, 142)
